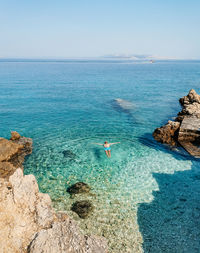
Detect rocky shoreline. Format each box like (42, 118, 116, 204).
(0, 132, 107, 252)
(153, 89, 200, 158)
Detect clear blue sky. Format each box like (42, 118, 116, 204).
(0, 0, 200, 58)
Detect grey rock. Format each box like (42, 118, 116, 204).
(28, 218, 107, 253)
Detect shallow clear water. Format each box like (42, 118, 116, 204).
(1, 59, 200, 252)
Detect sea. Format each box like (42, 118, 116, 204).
(1, 59, 200, 252)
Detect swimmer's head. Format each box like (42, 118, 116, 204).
(104, 141, 108, 144)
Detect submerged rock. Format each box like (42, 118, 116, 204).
(62, 150, 76, 159)
(67, 182, 91, 195)
(112, 98, 135, 113)
(71, 200, 94, 219)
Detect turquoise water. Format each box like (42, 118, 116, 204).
(1, 59, 200, 252)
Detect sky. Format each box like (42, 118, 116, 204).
(0, 0, 200, 59)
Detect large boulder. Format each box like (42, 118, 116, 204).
(178, 89, 200, 121)
(153, 121, 180, 146)
(0, 132, 32, 179)
(153, 89, 200, 151)
(179, 89, 200, 106)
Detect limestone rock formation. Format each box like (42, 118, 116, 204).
(0, 132, 32, 178)
(178, 116, 200, 143)
(0, 168, 107, 252)
(28, 217, 107, 253)
(0, 133, 107, 252)
(0, 168, 55, 252)
(153, 89, 200, 157)
(153, 121, 180, 146)
(177, 89, 200, 121)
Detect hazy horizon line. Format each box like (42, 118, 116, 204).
(0, 56, 200, 61)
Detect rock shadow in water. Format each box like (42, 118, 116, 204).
(62, 150, 77, 161)
(138, 133, 191, 159)
(110, 98, 139, 126)
(111, 98, 135, 114)
(138, 134, 200, 252)
(93, 147, 102, 160)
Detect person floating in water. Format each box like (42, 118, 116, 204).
(94, 141, 120, 158)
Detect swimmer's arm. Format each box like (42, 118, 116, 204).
(92, 143, 104, 146)
(109, 142, 120, 145)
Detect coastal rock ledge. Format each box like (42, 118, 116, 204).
(0, 133, 107, 253)
(153, 89, 200, 158)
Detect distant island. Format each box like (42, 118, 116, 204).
(103, 54, 177, 61)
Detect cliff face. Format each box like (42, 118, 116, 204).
(0, 133, 107, 253)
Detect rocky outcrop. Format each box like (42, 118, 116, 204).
(177, 89, 200, 121)
(0, 131, 32, 179)
(0, 133, 107, 252)
(0, 168, 54, 252)
(153, 120, 180, 146)
(28, 217, 107, 253)
(0, 168, 107, 252)
(153, 89, 200, 157)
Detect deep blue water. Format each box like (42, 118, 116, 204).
(1, 59, 200, 252)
